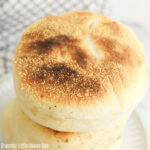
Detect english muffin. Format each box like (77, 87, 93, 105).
(14, 11, 148, 132)
(0, 100, 123, 150)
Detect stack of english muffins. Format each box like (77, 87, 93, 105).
(0, 11, 148, 150)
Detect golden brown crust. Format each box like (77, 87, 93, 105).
(14, 11, 145, 104)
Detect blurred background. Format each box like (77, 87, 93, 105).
(0, 0, 150, 142)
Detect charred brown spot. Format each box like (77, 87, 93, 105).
(26, 34, 88, 67)
(31, 63, 100, 94)
(49, 64, 77, 76)
(71, 46, 87, 68)
(28, 35, 75, 54)
(36, 64, 79, 84)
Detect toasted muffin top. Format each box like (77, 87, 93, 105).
(14, 11, 145, 105)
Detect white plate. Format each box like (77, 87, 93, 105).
(0, 73, 148, 150)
